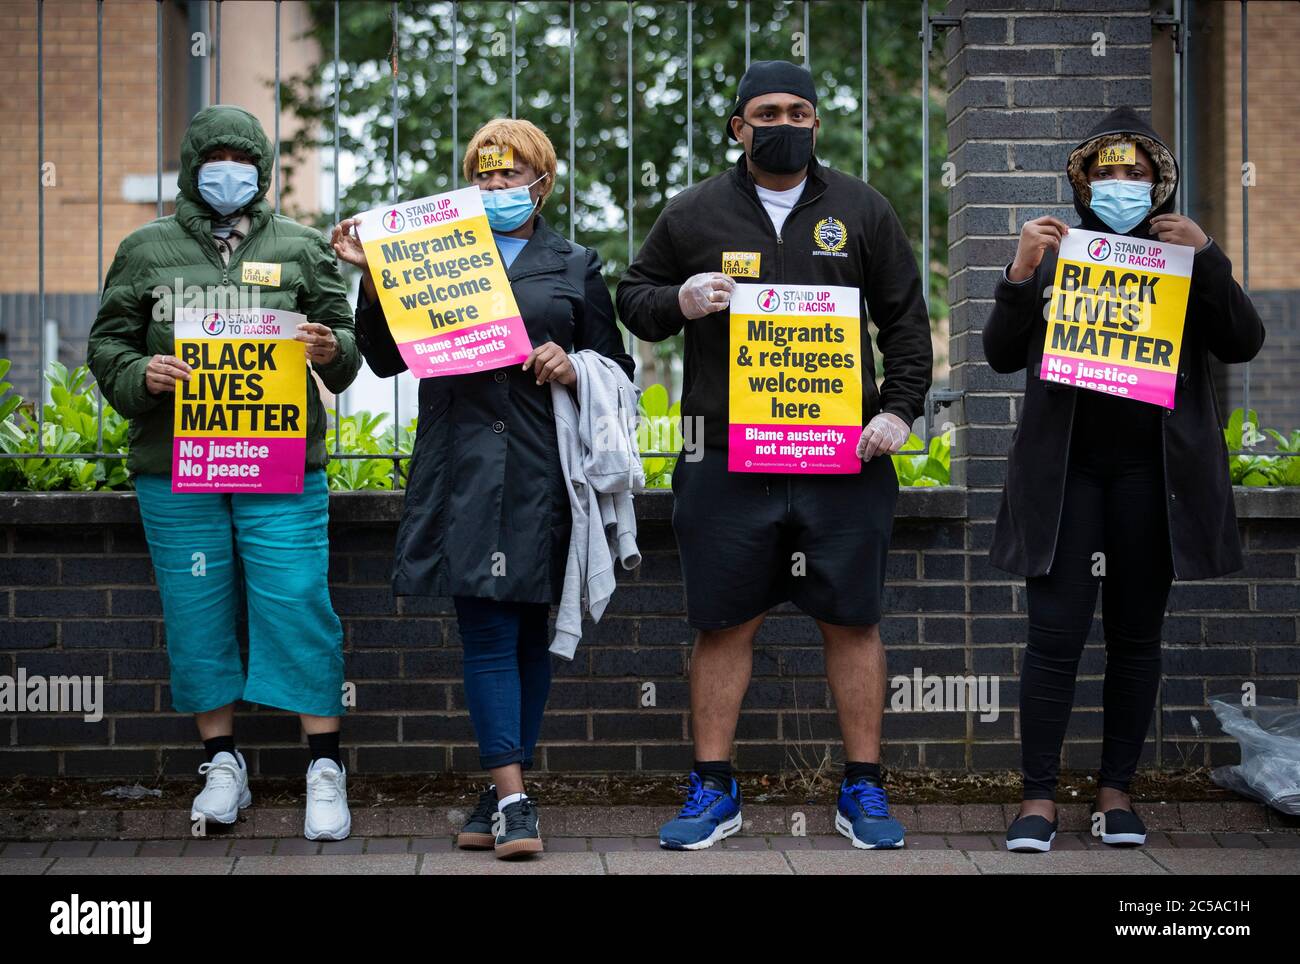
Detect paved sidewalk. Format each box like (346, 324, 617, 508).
(3, 832, 1298, 875)
(5, 800, 1297, 840)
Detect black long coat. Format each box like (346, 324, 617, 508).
(983, 111, 1265, 581)
(355, 215, 635, 603)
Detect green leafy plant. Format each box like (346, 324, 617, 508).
(0, 360, 420, 492)
(1263, 426, 1300, 486)
(1224, 407, 1300, 487)
(325, 409, 414, 490)
(0, 360, 131, 491)
(891, 429, 951, 487)
(632, 384, 954, 489)
(636, 382, 682, 489)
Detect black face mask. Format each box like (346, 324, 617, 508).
(745, 123, 815, 175)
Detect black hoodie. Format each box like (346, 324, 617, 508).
(982, 107, 1265, 580)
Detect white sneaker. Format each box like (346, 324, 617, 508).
(304, 758, 351, 841)
(191, 750, 252, 825)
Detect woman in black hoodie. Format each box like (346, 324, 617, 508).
(983, 107, 1264, 852)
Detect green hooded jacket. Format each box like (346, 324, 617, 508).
(87, 104, 359, 477)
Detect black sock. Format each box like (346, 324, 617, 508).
(844, 761, 882, 786)
(308, 731, 341, 766)
(203, 735, 236, 762)
(693, 760, 733, 791)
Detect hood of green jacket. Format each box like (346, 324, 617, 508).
(175, 104, 274, 237)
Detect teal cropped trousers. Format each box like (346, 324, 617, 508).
(133, 469, 345, 717)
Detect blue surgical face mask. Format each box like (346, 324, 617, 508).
(197, 160, 259, 216)
(481, 174, 547, 232)
(1088, 179, 1153, 234)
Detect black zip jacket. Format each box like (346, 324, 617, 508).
(616, 155, 933, 449)
(354, 216, 634, 604)
(983, 107, 1265, 581)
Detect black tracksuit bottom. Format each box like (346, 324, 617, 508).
(1019, 393, 1175, 801)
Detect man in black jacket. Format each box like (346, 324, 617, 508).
(617, 60, 932, 851)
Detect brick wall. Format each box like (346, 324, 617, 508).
(1, 488, 1296, 779)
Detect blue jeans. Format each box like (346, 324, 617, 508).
(134, 470, 344, 717)
(453, 596, 552, 770)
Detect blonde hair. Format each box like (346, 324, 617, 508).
(462, 118, 558, 208)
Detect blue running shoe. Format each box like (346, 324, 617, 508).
(658, 773, 743, 850)
(836, 777, 906, 849)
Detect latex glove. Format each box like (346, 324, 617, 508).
(677, 272, 736, 320)
(857, 412, 911, 461)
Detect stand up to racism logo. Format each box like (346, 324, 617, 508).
(1040, 228, 1194, 409)
(355, 186, 532, 378)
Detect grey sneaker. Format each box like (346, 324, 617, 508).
(494, 797, 543, 860)
(456, 786, 498, 850)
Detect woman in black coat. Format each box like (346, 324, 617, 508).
(332, 118, 634, 859)
(983, 107, 1264, 853)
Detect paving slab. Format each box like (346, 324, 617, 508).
(275, 838, 321, 855)
(362, 837, 412, 854)
(1261, 834, 1300, 849)
(4, 841, 1297, 876)
(409, 837, 455, 852)
(544, 837, 592, 852)
(90, 840, 140, 857)
(0, 858, 53, 875)
(418, 851, 605, 875)
(899, 834, 949, 850)
(46, 857, 234, 875)
(233, 854, 418, 875)
(719, 835, 775, 850)
(1, 842, 48, 858)
(138, 840, 186, 857)
(969, 849, 1166, 875)
(588, 836, 639, 852)
(228, 839, 276, 856)
(1147, 849, 1300, 875)
(604, 850, 793, 875)
(1, 801, 1286, 839)
(1051, 834, 1089, 851)
(786, 849, 979, 875)
(45, 841, 95, 858)
(768, 835, 815, 849)
(317, 838, 366, 855)
(183, 838, 234, 857)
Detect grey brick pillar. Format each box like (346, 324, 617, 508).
(942, 1, 1155, 768)
(944, 0, 1153, 496)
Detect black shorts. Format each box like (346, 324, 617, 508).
(671, 447, 899, 630)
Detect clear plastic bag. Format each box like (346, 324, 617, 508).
(1209, 695, 1300, 815)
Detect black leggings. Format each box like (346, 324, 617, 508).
(1019, 451, 1174, 801)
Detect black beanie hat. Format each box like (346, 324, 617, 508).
(726, 60, 819, 141)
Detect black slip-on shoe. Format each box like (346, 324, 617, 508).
(1006, 813, 1058, 853)
(1093, 804, 1147, 846)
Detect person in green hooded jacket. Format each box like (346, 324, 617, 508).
(87, 105, 360, 841)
